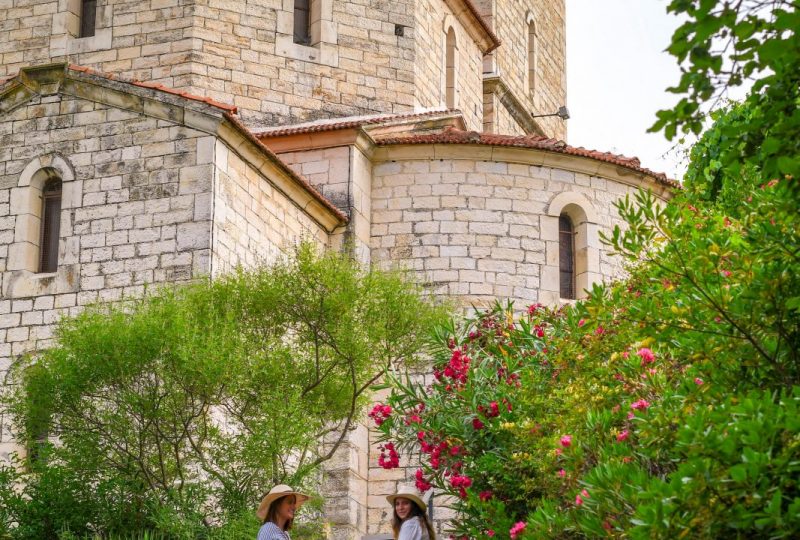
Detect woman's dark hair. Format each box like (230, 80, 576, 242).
(391, 498, 436, 540)
(264, 494, 295, 531)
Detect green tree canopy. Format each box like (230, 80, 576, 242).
(1, 243, 448, 538)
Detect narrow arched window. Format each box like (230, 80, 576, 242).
(559, 214, 575, 299)
(80, 0, 97, 38)
(527, 21, 537, 94)
(445, 27, 457, 109)
(39, 179, 62, 273)
(294, 0, 311, 44)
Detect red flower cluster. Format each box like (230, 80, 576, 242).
(509, 521, 526, 540)
(415, 468, 432, 492)
(636, 347, 655, 366)
(478, 401, 500, 418)
(378, 442, 399, 469)
(450, 474, 473, 498)
(434, 349, 471, 385)
(368, 403, 392, 426)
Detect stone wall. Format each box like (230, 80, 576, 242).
(414, 0, 485, 131)
(0, 94, 213, 458)
(369, 144, 670, 309)
(209, 140, 331, 274)
(483, 0, 567, 139)
(1, 0, 500, 132)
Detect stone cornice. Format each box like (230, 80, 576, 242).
(444, 0, 501, 54)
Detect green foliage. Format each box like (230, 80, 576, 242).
(651, 1, 800, 182)
(0, 243, 446, 538)
(380, 101, 800, 537)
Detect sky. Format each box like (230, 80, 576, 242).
(565, 0, 686, 180)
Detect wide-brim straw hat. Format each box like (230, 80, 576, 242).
(386, 484, 429, 513)
(256, 484, 310, 522)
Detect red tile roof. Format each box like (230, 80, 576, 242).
(374, 128, 677, 187)
(224, 112, 349, 223)
(254, 109, 462, 138)
(68, 64, 238, 113)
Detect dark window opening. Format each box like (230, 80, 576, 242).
(39, 180, 62, 274)
(294, 0, 311, 45)
(80, 0, 97, 38)
(559, 214, 575, 299)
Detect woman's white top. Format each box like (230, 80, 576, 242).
(398, 517, 430, 540)
(256, 521, 291, 540)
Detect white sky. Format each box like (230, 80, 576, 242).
(565, 0, 686, 180)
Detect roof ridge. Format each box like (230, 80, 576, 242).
(372, 129, 675, 186)
(254, 109, 463, 138)
(67, 64, 238, 113)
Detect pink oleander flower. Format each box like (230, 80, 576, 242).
(578, 319, 586, 327)
(558, 469, 566, 477)
(694, 377, 704, 385)
(510, 521, 526, 540)
(472, 417, 485, 430)
(637, 347, 655, 366)
(581, 489, 589, 498)
(631, 399, 650, 411)
(575, 494, 584, 506)
(616, 430, 630, 442)
(486, 530, 495, 537)
(560, 434, 572, 448)
(479, 490, 493, 501)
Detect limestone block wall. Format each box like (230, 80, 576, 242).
(0, 94, 213, 458)
(483, 91, 527, 136)
(0, 0, 195, 83)
(277, 144, 373, 263)
(209, 140, 331, 274)
(414, 0, 485, 131)
(369, 145, 670, 309)
(482, 0, 567, 139)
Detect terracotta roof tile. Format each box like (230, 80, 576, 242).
(375, 128, 678, 187)
(254, 109, 461, 138)
(68, 64, 238, 113)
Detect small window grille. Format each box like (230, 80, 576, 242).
(294, 0, 311, 44)
(559, 215, 575, 299)
(80, 0, 97, 38)
(39, 180, 62, 274)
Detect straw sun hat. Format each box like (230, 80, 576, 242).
(256, 484, 310, 522)
(386, 484, 429, 513)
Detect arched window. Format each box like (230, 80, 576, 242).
(80, 0, 97, 38)
(558, 214, 575, 300)
(294, 0, 311, 44)
(39, 179, 62, 273)
(527, 20, 537, 95)
(445, 27, 457, 109)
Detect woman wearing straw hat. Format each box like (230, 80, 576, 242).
(256, 484, 309, 540)
(387, 485, 436, 540)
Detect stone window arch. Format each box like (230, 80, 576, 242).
(526, 11, 538, 96)
(543, 192, 600, 302)
(8, 154, 76, 275)
(445, 25, 458, 109)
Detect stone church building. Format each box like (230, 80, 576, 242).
(0, 0, 675, 537)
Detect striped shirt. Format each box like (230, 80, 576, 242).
(256, 521, 291, 540)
